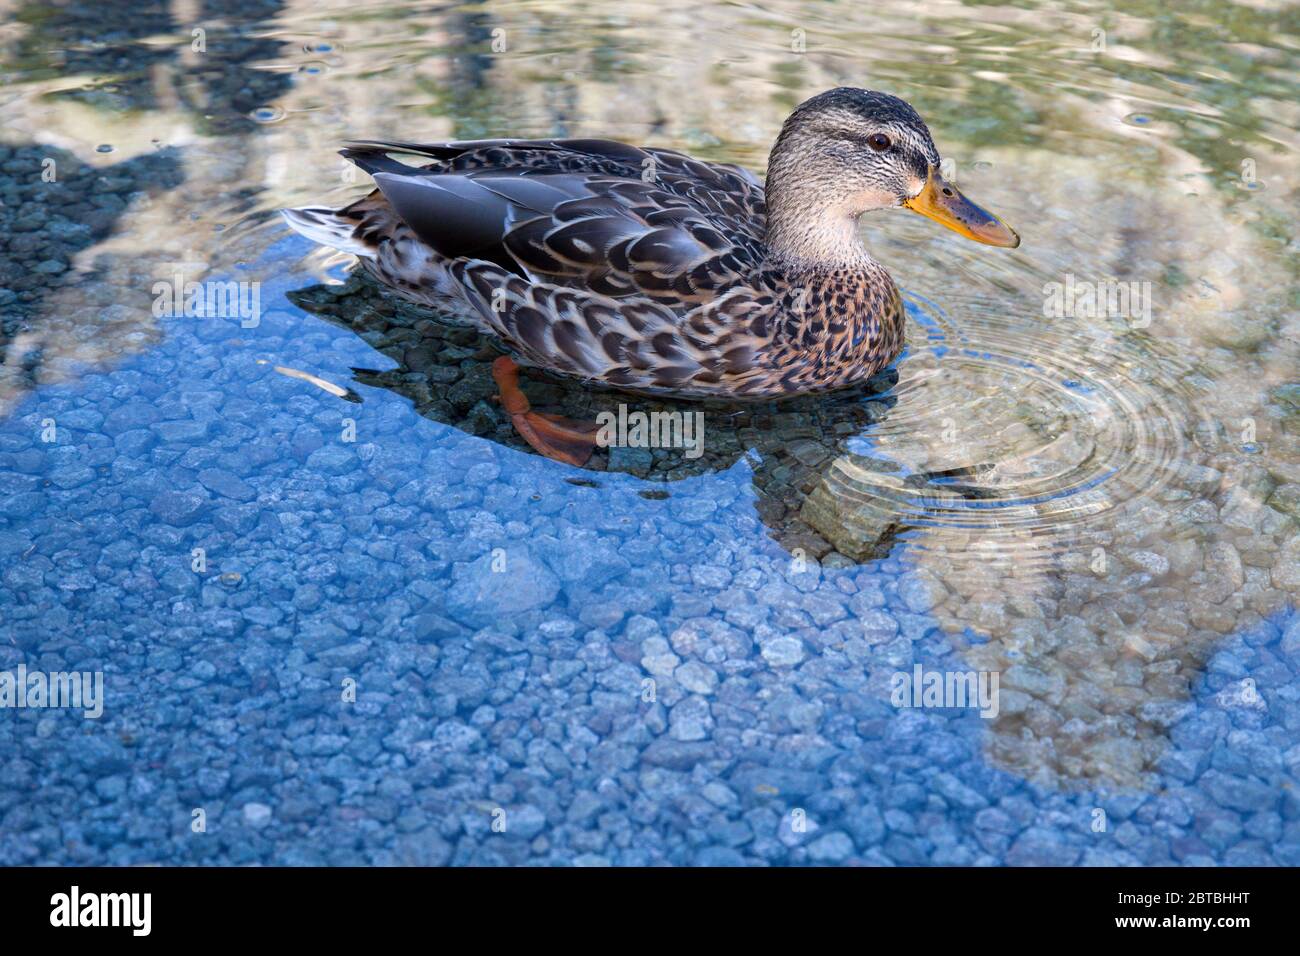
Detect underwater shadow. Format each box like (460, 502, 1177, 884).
(286, 274, 966, 563)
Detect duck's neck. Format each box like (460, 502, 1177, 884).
(763, 149, 874, 269)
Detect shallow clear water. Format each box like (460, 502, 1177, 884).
(0, 0, 1297, 865)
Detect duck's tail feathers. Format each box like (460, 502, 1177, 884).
(281, 205, 380, 259)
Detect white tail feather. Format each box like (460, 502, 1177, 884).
(281, 207, 377, 258)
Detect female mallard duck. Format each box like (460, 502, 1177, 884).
(284, 87, 1019, 465)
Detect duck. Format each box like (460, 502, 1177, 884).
(283, 87, 1019, 466)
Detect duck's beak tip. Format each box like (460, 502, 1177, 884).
(904, 167, 1021, 249)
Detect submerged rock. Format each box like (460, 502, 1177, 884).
(444, 546, 560, 627)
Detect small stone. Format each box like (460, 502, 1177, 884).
(192, 660, 217, 681)
(445, 546, 559, 628)
(1005, 827, 1080, 866)
(1281, 617, 1300, 658)
(694, 846, 746, 867)
(391, 829, 452, 866)
(674, 660, 719, 695)
(760, 635, 804, 667)
(1200, 770, 1276, 813)
(1125, 550, 1170, 577)
(1203, 542, 1245, 602)
(640, 637, 680, 677)
(858, 608, 898, 644)
(898, 573, 942, 613)
(1271, 536, 1300, 591)
(243, 803, 273, 828)
(806, 831, 855, 863)
(198, 468, 256, 502)
(306, 444, 357, 476)
(504, 805, 547, 840)
(668, 695, 714, 741)
(104, 403, 162, 435)
(149, 488, 210, 526)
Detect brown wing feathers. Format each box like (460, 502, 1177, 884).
(329, 138, 803, 395)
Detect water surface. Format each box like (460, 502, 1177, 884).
(0, 0, 1297, 865)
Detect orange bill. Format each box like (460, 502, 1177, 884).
(903, 166, 1020, 248)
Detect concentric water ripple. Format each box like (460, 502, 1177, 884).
(804, 289, 1208, 576)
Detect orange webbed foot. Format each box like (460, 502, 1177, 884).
(492, 356, 598, 467)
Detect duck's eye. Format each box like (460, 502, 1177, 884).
(867, 133, 892, 152)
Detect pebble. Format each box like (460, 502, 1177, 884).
(1125, 550, 1170, 577)
(759, 635, 805, 667)
(675, 660, 719, 695)
(897, 573, 941, 613)
(668, 696, 714, 742)
(806, 831, 855, 863)
(243, 803, 273, 829)
(445, 546, 560, 627)
(149, 488, 210, 525)
(858, 608, 898, 644)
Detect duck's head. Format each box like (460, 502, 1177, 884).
(765, 87, 1020, 261)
